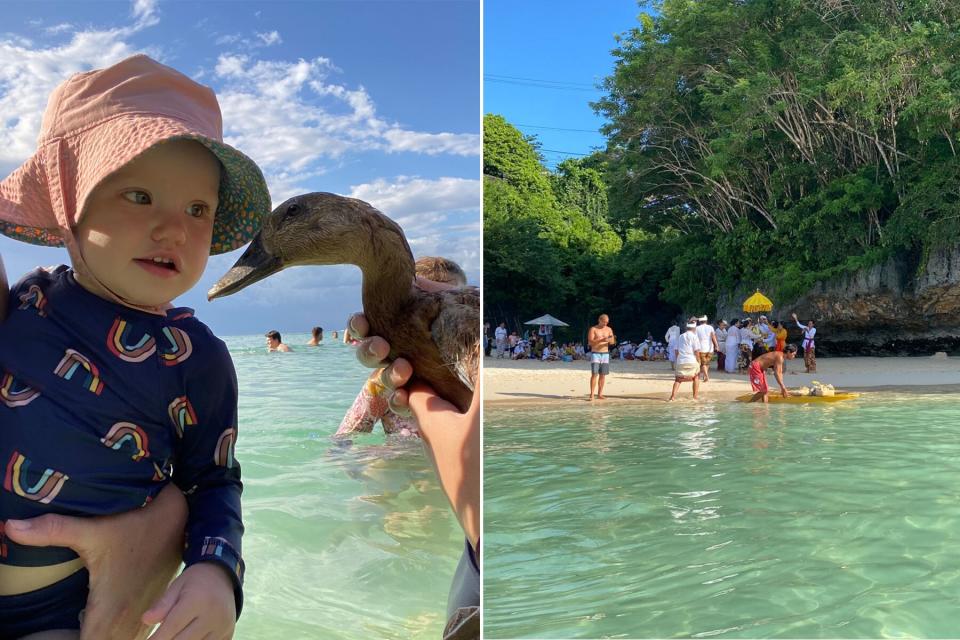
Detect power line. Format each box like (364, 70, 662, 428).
(516, 123, 601, 133)
(485, 73, 598, 88)
(540, 148, 592, 156)
(485, 74, 601, 93)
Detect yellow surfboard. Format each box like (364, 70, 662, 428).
(735, 392, 861, 403)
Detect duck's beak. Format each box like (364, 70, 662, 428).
(207, 234, 283, 300)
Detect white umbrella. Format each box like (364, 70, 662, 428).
(524, 314, 570, 327)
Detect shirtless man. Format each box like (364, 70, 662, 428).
(748, 344, 798, 403)
(587, 313, 616, 400)
(265, 329, 292, 352)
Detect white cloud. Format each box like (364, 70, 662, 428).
(256, 31, 282, 46)
(131, 0, 160, 30)
(383, 128, 480, 156)
(348, 176, 480, 218)
(215, 34, 242, 46)
(44, 23, 73, 35)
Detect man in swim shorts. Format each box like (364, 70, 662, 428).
(748, 344, 798, 402)
(588, 313, 616, 400)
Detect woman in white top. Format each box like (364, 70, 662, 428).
(724, 319, 741, 373)
(715, 321, 728, 372)
(792, 312, 817, 373)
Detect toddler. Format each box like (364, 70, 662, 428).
(0, 55, 270, 638)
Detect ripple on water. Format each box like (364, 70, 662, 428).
(485, 396, 960, 638)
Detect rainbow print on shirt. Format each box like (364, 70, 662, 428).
(54, 349, 104, 395)
(200, 536, 243, 580)
(159, 327, 193, 366)
(106, 318, 157, 362)
(4, 451, 68, 504)
(214, 428, 236, 468)
(152, 459, 172, 481)
(100, 422, 151, 461)
(17, 284, 48, 317)
(1, 372, 40, 408)
(168, 396, 198, 438)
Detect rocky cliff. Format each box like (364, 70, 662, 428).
(717, 247, 960, 356)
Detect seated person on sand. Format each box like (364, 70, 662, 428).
(748, 344, 798, 403)
(512, 341, 526, 360)
(266, 329, 292, 352)
(669, 320, 702, 401)
(307, 326, 323, 345)
(542, 343, 559, 361)
(335, 257, 467, 439)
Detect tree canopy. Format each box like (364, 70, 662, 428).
(485, 0, 960, 338)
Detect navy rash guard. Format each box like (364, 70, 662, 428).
(0, 266, 244, 611)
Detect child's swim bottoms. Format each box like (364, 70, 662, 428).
(0, 567, 88, 638)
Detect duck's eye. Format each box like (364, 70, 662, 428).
(122, 190, 151, 205)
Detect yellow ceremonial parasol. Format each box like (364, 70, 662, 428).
(742, 290, 773, 313)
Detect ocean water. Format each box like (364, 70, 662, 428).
(484, 396, 960, 638)
(222, 334, 462, 639)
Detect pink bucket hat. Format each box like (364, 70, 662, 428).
(0, 54, 270, 259)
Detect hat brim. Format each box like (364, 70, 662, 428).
(0, 115, 270, 256)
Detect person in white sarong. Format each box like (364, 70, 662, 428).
(665, 321, 681, 369)
(725, 319, 741, 373)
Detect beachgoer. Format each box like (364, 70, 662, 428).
(695, 315, 719, 382)
(759, 316, 776, 352)
(724, 318, 740, 373)
(483, 322, 492, 357)
(739, 318, 754, 372)
(265, 329, 292, 352)
(748, 344, 798, 402)
(715, 321, 728, 372)
(0, 55, 265, 638)
(665, 321, 681, 370)
(331, 330, 339, 340)
(668, 320, 701, 401)
(307, 326, 324, 345)
(773, 320, 787, 352)
(495, 322, 507, 359)
(335, 368, 420, 437)
(337, 256, 468, 438)
(588, 314, 616, 400)
(792, 313, 817, 372)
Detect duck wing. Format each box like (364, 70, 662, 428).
(430, 286, 480, 392)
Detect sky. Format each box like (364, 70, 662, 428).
(484, 1, 644, 168)
(0, 0, 480, 336)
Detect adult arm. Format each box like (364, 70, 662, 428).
(774, 360, 790, 397)
(587, 327, 600, 351)
(408, 384, 480, 550)
(5, 484, 186, 640)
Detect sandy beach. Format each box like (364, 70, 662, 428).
(483, 355, 960, 406)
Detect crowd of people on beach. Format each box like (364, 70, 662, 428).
(485, 311, 819, 404)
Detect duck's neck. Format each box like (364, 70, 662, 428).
(357, 230, 415, 320)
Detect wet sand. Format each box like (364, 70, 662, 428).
(483, 355, 960, 406)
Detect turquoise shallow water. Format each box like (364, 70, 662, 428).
(484, 396, 960, 638)
(221, 335, 461, 639)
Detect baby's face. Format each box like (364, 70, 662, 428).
(75, 139, 220, 306)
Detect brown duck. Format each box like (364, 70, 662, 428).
(208, 192, 479, 412)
